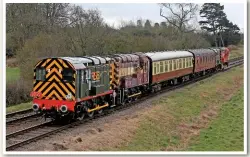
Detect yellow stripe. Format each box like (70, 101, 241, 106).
(53, 83, 66, 98)
(53, 60, 63, 69)
(42, 83, 54, 96)
(66, 83, 75, 93)
(34, 82, 43, 91)
(59, 82, 71, 96)
(62, 61, 68, 68)
(47, 60, 61, 70)
(47, 68, 62, 80)
(46, 90, 62, 100)
(42, 59, 50, 67)
(54, 91, 62, 100)
(48, 75, 61, 82)
(43, 82, 66, 99)
(38, 82, 50, 92)
(46, 68, 62, 78)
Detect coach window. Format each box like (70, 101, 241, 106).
(182, 58, 185, 69)
(119, 67, 122, 76)
(169, 60, 172, 71)
(173, 60, 176, 70)
(36, 67, 46, 81)
(175, 59, 179, 70)
(153, 63, 157, 75)
(165, 61, 168, 72)
(189, 58, 192, 67)
(63, 68, 74, 82)
(125, 66, 128, 76)
(156, 62, 160, 74)
(179, 59, 182, 69)
(124, 64, 128, 76)
(160, 61, 164, 73)
(128, 65, 131, 75)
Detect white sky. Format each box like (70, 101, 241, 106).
(80, 3, 245, 32)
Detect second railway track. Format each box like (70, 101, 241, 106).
(6, 57, 244, 151)
(6, 108, 40, 124)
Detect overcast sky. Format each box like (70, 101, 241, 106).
(80, 3, 245, 32)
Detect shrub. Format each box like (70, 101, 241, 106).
(6, 79, 32, 106)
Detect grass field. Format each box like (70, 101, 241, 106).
(230, 45, 244, 59)
(188, 88, 244, 151)
(6, 67, 20, 82)
(113, 65, 243, 151)
(6, 102, 32, 113)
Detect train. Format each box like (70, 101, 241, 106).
(30, 47, 230, 121)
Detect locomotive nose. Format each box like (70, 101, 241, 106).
(32, 103, 39, 111)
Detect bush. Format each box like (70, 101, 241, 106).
(6, 79, 32, 106)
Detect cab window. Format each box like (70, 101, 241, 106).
(36, 68, 46, 81)
(62, 68, 74, 82)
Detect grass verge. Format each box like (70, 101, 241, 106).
(6, 67, 20, 82)
(188, 88, 244, 151)
(113, 65, 243, 151)
(6, 102, 32, 113)
(230, 45, 243, 59)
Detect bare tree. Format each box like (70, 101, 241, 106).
(160, 3, 198, 32)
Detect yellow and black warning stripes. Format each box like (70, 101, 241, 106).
(112, 62, 120, 87)
(109, 62, 115, 89)
(33, 58, 75, 100)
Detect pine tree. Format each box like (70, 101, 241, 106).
(199, 3, 241, 46)
(199, 3, 226, 47)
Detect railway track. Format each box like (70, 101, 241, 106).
(6, 56, 244, 151)
(6, 108, 40, 124)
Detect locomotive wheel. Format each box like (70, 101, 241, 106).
(87, 111, 94, 118)
(77, 111, 85, 120)
(97, 109, 103, 114)
(85, 101, 94, 118)
(120, 101, 125, 106)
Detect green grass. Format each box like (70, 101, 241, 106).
(6, 102, 32, 113)
(110, 65, 243, 151)
(230, 46, 244, 59)
(188, 88, 244, 151)
(6, 67, 20, 82)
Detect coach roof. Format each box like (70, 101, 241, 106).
(187, 49, 216, 56)
(145, 51, 193, 62)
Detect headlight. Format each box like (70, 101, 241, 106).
(32, 103, 39, 111)
(60, 105, 68, 113)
